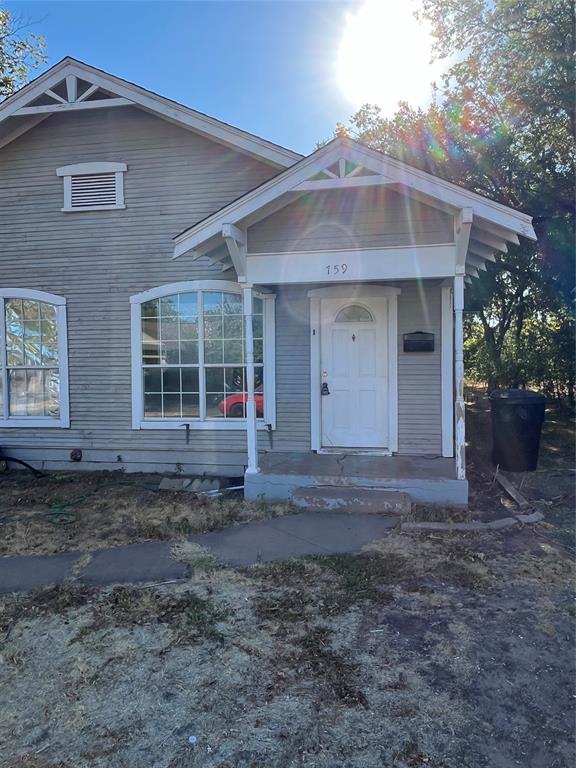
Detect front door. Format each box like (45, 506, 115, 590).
(320, 297, 388, 449)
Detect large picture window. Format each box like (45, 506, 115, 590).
(0, 289, 69, 428)
(131, 281, 275, 430)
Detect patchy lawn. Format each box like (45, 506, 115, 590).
(0, 529, 574, 767)
(0, 472, 292, 556)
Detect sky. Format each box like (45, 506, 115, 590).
(7, 1, 444, 155)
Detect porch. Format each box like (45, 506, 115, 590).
(245, 451, 468, 506)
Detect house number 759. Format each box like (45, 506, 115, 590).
(326, 263, 348, 276)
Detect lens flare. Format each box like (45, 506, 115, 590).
(337, 0, 444, 115)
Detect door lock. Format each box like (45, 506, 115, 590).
(321, 382, 330, 396)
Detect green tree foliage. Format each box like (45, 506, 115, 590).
(339, 0, 575, 402)
(0, 8, 46, 99)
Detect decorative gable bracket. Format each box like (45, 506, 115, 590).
(12, 75, 134, 116)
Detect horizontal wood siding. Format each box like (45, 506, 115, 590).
(0, 106, 277, 473)
(261, 281, 442, 456)
(397, 280, 442, 455)
(248, 187, 454, 253)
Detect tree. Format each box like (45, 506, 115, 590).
(338, 0, 575, 402)
(0, 8, 46, 99)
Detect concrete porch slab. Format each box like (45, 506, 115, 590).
(246, 452, 468, 506)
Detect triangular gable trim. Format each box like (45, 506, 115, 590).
(173, 137, 536, 259)
(0, 58, 302, 168)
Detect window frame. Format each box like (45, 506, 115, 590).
(56, 162, 127, 212)
(130, 280, 276, 431)
(0, 288, 70, 428)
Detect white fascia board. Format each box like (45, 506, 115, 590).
(0, 58, 302, 168)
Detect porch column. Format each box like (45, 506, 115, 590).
(454, 274, 466, 479)
(243, 284, 259, 474)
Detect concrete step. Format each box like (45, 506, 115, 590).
(291, 486, 411, 515)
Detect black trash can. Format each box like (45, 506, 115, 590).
(489, 389, 546, 471)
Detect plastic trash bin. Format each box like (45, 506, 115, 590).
(489, 389, 546, 471)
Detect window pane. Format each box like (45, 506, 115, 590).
(203, 292, 223, 313)
(223, 314, 243, 339)
(162, 341, 180, 364)
(180, 318, 198, 340)
(254, 339, 263, 365)
(40, 303, 56, 321)
(163, 394, 181, 417)
(205, 367, 224, 393)
(204, 314, 222, 339)
(178, 293, 197, 319)
(253, 314, 263, 339)
(160, 296, 178, 317)
(23, 300, 41, 320)
(224, 339, 244, 364)
(141, 300, 159, 318)
(143, 367, 162, 392)
(23, 321, 41, 365)
(181, 368, 199, 392)
(9, 369, 60, 417)
(143, 343, 160, 365)
(182, 393, 200, 417)
(335, 305, 373, 322)
(162, 368, 181, 393)
(142, 318, 159, 342)
(144, 392, 162, 417)
(160, 317, 178, 341)
(40, 316, 58, 365)
(222, 292, 242, 314)
(205, 339, 223, 364)
(180, 341, 198, 364)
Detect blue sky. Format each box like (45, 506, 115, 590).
(8, 1, 365, 154)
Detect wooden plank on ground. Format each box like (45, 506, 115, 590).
(495, 471, 531, 509)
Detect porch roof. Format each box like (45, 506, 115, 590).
(173, 137, 537, 283)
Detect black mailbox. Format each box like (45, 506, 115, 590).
(403, 332, 434, 353)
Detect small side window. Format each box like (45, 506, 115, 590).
(56, 162, 127, 212)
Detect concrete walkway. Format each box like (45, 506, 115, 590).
(0, 511, 398, 594)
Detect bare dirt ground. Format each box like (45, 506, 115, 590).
(0, 402, 574, 767)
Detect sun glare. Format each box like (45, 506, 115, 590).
(337, 0, 444, 115)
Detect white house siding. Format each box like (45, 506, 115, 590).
(259, 280, 442, 457)
(247, 187, 454, 254)
(0, 106, 278, 474)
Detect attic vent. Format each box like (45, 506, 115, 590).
(56, 162, 127, 212)
(70, 173, 117, 208)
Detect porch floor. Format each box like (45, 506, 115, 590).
(246, 452, 467, 506)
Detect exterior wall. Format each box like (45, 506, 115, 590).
(247, 187, 454, 254)
(0, 106, 277, 474)
(261, 280, 442, 457)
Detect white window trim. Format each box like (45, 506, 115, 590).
(56, 162, 127, 212)
(0, 288, 70, 428)
(130, 280, 276, 431)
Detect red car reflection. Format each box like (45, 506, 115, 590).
(219, 392, 264, 418)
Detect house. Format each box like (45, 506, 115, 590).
(0, 58, 536, 506)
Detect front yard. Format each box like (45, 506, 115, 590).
(0, 401, 574, 767)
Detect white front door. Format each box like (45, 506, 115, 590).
(320, 296, 389, 449)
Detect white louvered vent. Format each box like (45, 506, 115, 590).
(70, 173, 117, 208)
(56, 162, 127, 212)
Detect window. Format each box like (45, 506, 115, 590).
(335, 305, 374, 323)
(56, 162, 127, 212)
(131, 281, 275, 430)
(0, 290, 69, 427)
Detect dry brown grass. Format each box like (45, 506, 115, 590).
(0, 470, 293, 556)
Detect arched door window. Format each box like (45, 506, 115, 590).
(335, 305, 374, 323)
